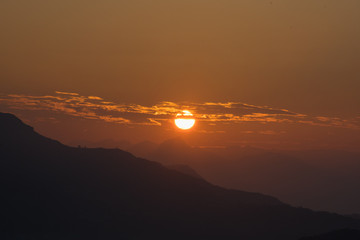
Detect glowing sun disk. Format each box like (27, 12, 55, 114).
(175, 110, 196, 130)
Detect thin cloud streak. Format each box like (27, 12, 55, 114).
(0, 92, 359, 130)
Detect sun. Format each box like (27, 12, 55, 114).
(175, 110, 196, 130)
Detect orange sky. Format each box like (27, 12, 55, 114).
(0, 91, 359, 151)
(1, 1, 359, 150)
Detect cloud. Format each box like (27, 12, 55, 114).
(88, 96, 103, 100)
(0, 91, 359, 130)
(55, 91, 79, 96)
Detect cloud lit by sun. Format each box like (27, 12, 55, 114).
(0, 92, 359, 131)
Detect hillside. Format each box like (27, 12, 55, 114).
(0, 112, 359, 239)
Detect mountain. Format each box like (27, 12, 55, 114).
(149, 138, 195, 165)
(299, 229, 360, 240)
(165, 164, 203, 179)
(129, 139, 360, 214)
(0, 112, 359, 239)
(69, 139, 131, 150)
(126, 140, 158, 159)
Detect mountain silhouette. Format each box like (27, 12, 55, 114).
(128, 139, 360, 214)
(299, 229, 360, 240)
(70, 138, 131, 150)
(166, 164, 203, 179)
(126, 140, 158, 159)
(1, 112, 359, 239)
(149, 138, 194, 165)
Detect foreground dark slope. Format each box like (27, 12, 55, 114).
(0, 113, 359, 239)
(299, 229, 360, 240)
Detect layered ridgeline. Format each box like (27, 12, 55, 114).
(0, 113, 359, 239)
(128, 138, 360, 214)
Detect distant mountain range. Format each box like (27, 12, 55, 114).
(124, 138, 360, 214)
(1, 112, 359, 239)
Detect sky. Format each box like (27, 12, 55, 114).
(1, 0, 359, 150)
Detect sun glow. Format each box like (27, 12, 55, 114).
(175, 110, 196, 130)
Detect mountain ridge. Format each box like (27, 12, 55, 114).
(1, 112, 359, 239)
